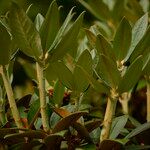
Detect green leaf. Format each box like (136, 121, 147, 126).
(143, 59, 150, 75)
(113, 18, 132, 61)
(49, 12, 85, 61)
(78, 0, 110, 21)
(128, 26, 150, 63)
(53, 80, 65, 106)
(8, 2, 43, 59)
(34, 13, 44, 31)
(27, 100, 40, 125)
(125, 145, 150, 150)
(118, 56, 143, 94)
(125, 122, 150, 139)
(40, 0, 59, 53)
(51, 62, 73, 89)
(77, 65, 110, 94)
(52, 111, 87, 133)
(0, 22, 11, 65)
(74, 50, 93, 92)
(110, 115, 128, 139)
(96, 54, 120, 88)
(96, 34, 115, 62)
(126, 13, 148, 60)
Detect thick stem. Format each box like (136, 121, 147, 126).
(119, 92, 131, 115)
(36, 62, 49, 132)
(146, 77, 150, 122)
(100, 92, 117, 142)
(0, 66, 23, 128)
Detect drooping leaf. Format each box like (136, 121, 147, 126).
(53, 80, 65, 106)
(4, 130, 46, 140)
(52, 111, 87, 133)
(34, 13, 44, 31)
(40, 0, 59, 52)
(96, 54, 120, 88)
(110, 115, 128, 139)
(113, 18, 132, 61)
(0, 22, 11, 65)
(49, 12, 85, 62)
(126, 13, 148, 60)
(96, 34, 115, 62)
(118, 56, 143, 94)
(73, 50, 93, 92)
(125, 122, 150, 139)
(8, 2, 43, 59)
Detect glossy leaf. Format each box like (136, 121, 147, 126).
(118, 56, 143, 94)
(110, 115, 128, 139)
(40, 0, 59, 52)
(0, 22, 11, 65)
(53, 80, 65, 106)
(113, 18, 132, 61)
(96, 34, 115, 62)
(126, 13, 148, 60)
(34, 13, 44, 31)
(52, 111, 87, 133)
(49, 12, 85, 61)
(96, 54, 120, 88)
(125, 122, 150, 139)
(8, 2, 43, 59)
(74, 50, 93, 92)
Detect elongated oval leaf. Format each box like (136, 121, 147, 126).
(51, 62, 73, 89)
(126, 13, 148, 60)
(34, 13, 44, 31)
(53, 80, 65, 106)
(8, 2, 43, 59)
(110, 115, 128, 139)
(78, 0, 110, 21)
(40, 0, 59, 52)
(0, 22, 11, 65)
(52, 111, 87, 133)
(113, 18, 131, 61)
(96, 34, 115, 62)
(49, 12, 85, 61)
(73, 50, 93, 92)
(118, 56, 143, 94)
(125, 122, 150, 139)
(96, 54, 120, 88)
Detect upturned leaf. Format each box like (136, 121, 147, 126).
(8, 2, 43, 59)
(49, 12, 85, 62)
(51, 62, 73, 89)
(113, 18, 132, 61)
(78, 0, 110, 21)
(53, 80, 65, 106)
(40, 0, 59, 53)
(126, 13, 148, 61)
(96, 54, 120, 89)
(118, 56, 143, 94)
(96, 34, 115, 62)
(0, 22, 11, 65)
(74, 50, 93, 92)
(34, 13, 44, 31)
